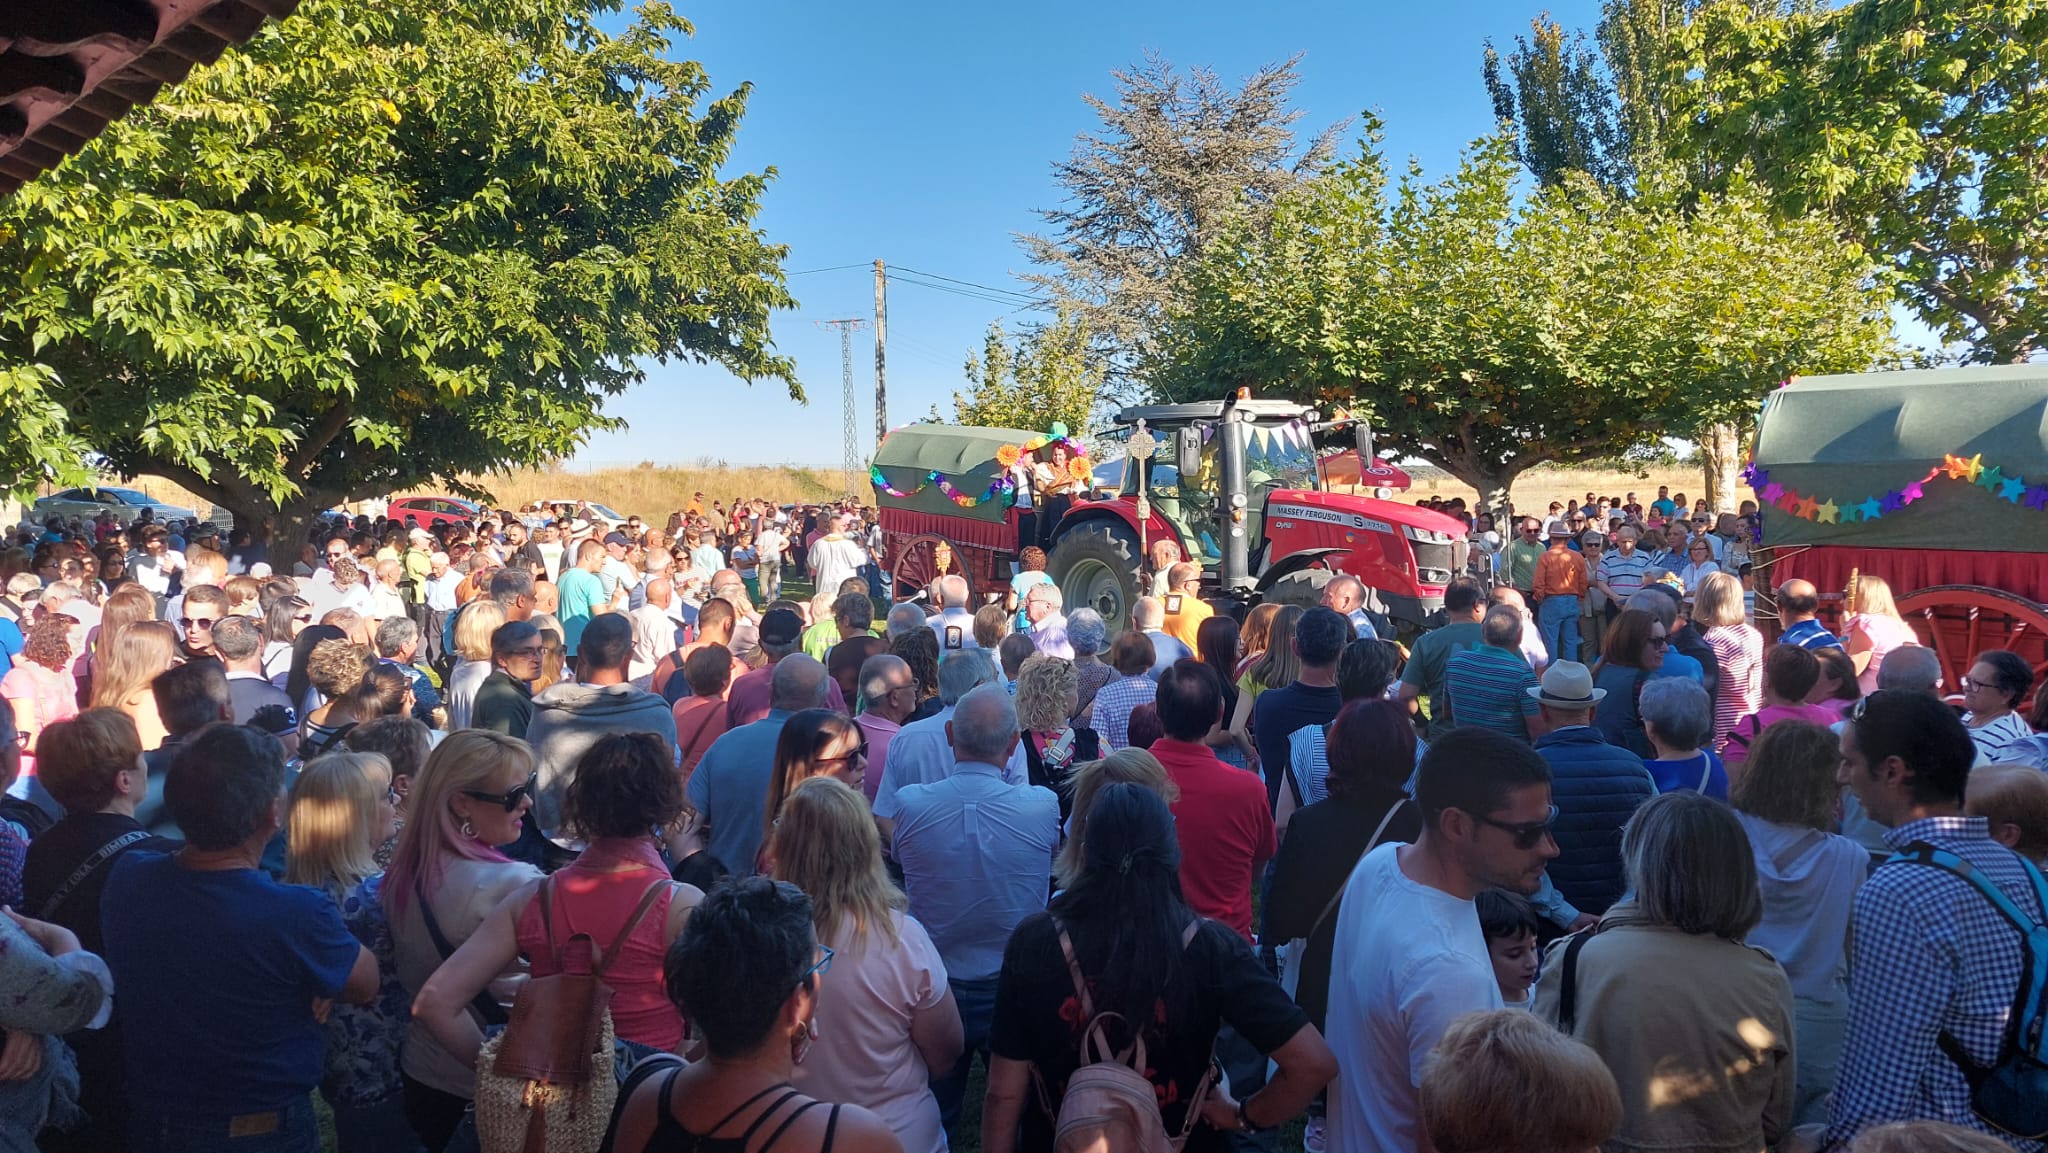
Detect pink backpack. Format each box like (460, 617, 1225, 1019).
(1032, 920, 1215, 1153)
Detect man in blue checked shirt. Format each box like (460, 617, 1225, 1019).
(1824, 690, 2047, 1151)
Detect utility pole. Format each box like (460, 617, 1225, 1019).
(818, 318, 866, 499)
(873, 260, 888, 447)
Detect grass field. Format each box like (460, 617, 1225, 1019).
(101, 460, 1716, 529)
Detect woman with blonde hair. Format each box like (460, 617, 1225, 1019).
(1694, 570, 1763, 750)
(1419, 1009, 1622, 1153)
(1843, 573, 1916, 695)
(287, 752, 408, 1151)
(442, 598, 506, 730)
(760, 708, 868, 871)
(383, 730, 543, 1151)
(772, 776, 961, 1153)
(1015, 654, 1099, 814)
(88, 618, 178, 751)
(1054, 747, 1178, 887)
(87, 582, 156, 685)
(1227, 603, 1304, 753)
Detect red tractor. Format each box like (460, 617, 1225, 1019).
(871, 394, 1469, 631)
(1045, 395, 1468, 631)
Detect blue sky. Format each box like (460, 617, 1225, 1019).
(573, 0, 1605, 468)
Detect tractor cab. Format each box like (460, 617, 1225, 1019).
(1047, 392, 1468, 633)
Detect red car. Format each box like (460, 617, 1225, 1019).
(387, 496, 483, 528)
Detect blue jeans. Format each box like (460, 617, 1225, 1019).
(930, 975, 1000, 1127)
(129, 1096, 319, 1153)
(1538, 594, 1581, 664)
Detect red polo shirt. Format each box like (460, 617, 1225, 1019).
(1148, 736, 1276, 940)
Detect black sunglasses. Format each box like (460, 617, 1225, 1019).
(1475, 804, 1559, 850)
(463, 772, 538, 812)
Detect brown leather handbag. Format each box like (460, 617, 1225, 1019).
(475, 877, 670, 1153)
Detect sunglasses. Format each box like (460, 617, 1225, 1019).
(180, 617, 218, 630)
(1475, 804, 1559, 850)
(800, 943, 835, 984)
(462, 772, 538, 812)
(820, 738, 870, 764)
(1649, 634, 1670, 647)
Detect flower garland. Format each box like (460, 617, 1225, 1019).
(1742, 453, 2048, 524)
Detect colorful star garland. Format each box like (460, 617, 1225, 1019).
(1742, 453, 2043, 525)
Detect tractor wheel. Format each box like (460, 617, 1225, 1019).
(1049, 520, 1146, 629)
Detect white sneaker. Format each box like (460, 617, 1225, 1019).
(1304, 1115, 1327, 1153)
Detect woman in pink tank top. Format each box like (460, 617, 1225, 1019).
(416, 733, 704, 1059)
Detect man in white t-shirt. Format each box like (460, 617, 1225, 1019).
(806, 515, 868, 596)
(1326, 725, 1559, 1153)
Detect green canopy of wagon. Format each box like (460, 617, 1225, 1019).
(869, 423, 1040, 526)
(1751, 366, 2048, 554)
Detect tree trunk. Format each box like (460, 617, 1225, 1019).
(1700, 423, 1745, 514)
(1438, 458, 1522, 528)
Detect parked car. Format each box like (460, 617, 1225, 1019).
(387, 496, 483, 528)
(32, 486, 197, 524)
(536, 498, 629, 530)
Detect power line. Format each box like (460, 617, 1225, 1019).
(889, 265, 1043, 303)
(886, 271, 1050, 309)
(786, 263, 870, 277)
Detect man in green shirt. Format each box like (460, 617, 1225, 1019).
(1500, 517, 1548, 594)
(1398, 577, 1486, 727)
(556, 538, 608, 659)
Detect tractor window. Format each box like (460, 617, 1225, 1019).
(1243, 434, 1321, 493)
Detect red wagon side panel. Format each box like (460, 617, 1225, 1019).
(1767, 546, 2048, 604)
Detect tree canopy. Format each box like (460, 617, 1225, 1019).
(953, 309, 1104, 435)
(1671, 0, 2048, 362)
(1155, 126, 1894, 508)
(1019, 53, 1340, 394)
(0, 0, 795, 532)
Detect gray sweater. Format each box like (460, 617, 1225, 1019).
(527, 681, 680, 844)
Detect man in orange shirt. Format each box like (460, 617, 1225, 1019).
(1159, 561, 1214, 649)
(1532, 520, 1588, 663)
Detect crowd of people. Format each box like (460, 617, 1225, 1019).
(0, 488, 2042, 1153)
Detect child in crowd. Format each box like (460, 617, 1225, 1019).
(1477, 888, 1542, 1008)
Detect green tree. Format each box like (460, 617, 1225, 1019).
(0, 0, 795, 540)
(1156, 127, 1894, 517)
(955, 309, 1104, 434)
(1672, 0, 2048, 363)
(1020, 53, 1341, 394)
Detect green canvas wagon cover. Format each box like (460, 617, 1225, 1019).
(1752, 366, 2048, 553)
(870, 423, 1037, 526)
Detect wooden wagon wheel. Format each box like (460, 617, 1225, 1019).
(889, 534, 972, 604)
(1894, 585, 2048, 713)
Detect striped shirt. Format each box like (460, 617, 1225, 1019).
(1595, 550, 1653, 599)
(1092, 674, 1157, 751)
(1966, 711, 2039, 765)
(1443, 645, 1540, 741)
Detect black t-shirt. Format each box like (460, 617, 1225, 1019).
(21, 811, 179, 952)
(991, 912, 1310, 1153)
(1251, 682, 1342, 808)
(226, 672, 297, 730)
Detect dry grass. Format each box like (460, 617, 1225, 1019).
(1406, 463, 1710, 514)
(63, 462, 1715, 527)
(433, 463, 851, 520)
